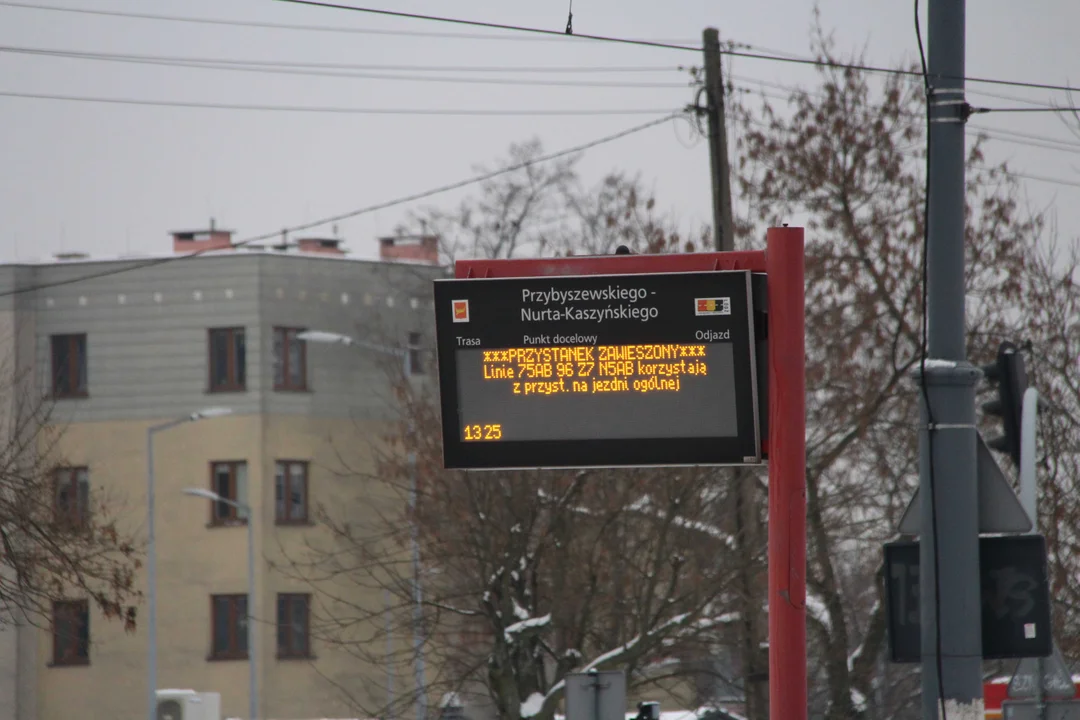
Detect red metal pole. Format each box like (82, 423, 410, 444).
(765, 226, 806, 720)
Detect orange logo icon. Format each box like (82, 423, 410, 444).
(452, 299, 470, 323)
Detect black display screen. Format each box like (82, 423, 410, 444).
(433, 271, 761, 469)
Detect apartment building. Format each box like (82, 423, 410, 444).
(0, 228, 443, 720)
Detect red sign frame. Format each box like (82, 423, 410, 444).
(455, 226, 807, 720)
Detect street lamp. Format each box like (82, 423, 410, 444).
(183, 487, 257, 720)
(299, 329, 427, 720)
(297, 329, 406, 358)
(147, 408, 233, 720)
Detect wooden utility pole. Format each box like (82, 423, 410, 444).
(703, 28, 734, 252)
(702, 27, 767, 720)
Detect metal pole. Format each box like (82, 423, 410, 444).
(920, 0, 983, 716)
(702, 27, 734, 252)
(247, 504, 258, 720)
(765, 226, 806, 720)
(408, 421, 427, 720)
(146, 429, 157, 720)
(386, 588, 395, 720)
(146, 416, 190, 720)
(1020, 389, 1045, 720)
(1020, 389, 1039, 528)
(590, 669, 601, 720)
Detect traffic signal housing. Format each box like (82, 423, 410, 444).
(980, 341, 1028, 468)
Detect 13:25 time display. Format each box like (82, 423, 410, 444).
(463, 424, 503, 441)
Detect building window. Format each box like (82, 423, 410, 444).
(277, 594, 311, 658)
(275, 461, 308, 524)
(52, 600, 89, 666)
(51, 334, 87, 398)
(54, 467, 89, 527)
(406, 331, 424, 376)
(209, 462, 248, 525)
(208, 328, 246, 392)
(211, 594, 248, 659)
(273, 327, 307, 391)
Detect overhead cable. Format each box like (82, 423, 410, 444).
(0, 46, 687, 88)
(274, 0, 700, 51)
(6, 0, 1075, 95)
(0, 0, 695, 43)
(0, 46, 679, 73)
(0, 112, 683, 298)
(0, 91, 675, 115)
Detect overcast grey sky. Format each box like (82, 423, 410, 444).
(1, 0, 1078, 264)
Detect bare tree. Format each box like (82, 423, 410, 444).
(280, 163, 748, 720)
(0, 351, 142, 632)
(1015, 232, 1080, 659)
(397, 139, 710, 264)
(730, 19, 1078, 720)
(282, 22, 1080, 720)
(282, 362, 748, 720)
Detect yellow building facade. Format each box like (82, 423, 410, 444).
(0, 231, 441, 720)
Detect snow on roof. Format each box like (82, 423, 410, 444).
(4, 247, 443, 269)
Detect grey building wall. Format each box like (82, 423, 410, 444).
(0, 252, 443, 720)
(12, 252, 442, 424)
(0, 266, 41, 720)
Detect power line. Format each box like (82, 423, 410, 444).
(968, 124, 1080, 152)
(0, 90, 675, 115)
(274, 0, 700, 52)
(970, 129, 1080, 155)
(0, 112, 683, 298)
(726, 47, 1080, 95)
(733, 85, 1080, 190)
(8, 0, 1075, 96)
(732, 74, 1080, 156)
(0, 46, 688, 88)
(0, 45, 678, 73)
(275, 0, 1080, 96)
(0, 0, 696, 43)
(1005, 170, 1080, 190)
(966, 88, 1058, 108)
(976, 106, 1080, 114)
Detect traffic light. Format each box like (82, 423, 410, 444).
(980, 341, 1028, 467)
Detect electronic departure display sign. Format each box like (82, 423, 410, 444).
(433, 271, 761, 470)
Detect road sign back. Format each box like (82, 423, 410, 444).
(1009, 644, 1077, 699)
(1002, 700, 1080, 720)
(898, 433, 1033, 534)
(564, 670, 627, 720)
(884, 535, 1052, 662)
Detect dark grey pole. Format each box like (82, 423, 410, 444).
(245, 501, 258, 720)
(408, 420, 428, 720)
(146, 428, 158, 720)
(147, 418, 189, 720)
(920, 0, 984, 717)
(702, 27, 734, 252)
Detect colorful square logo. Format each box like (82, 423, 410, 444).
(695, 297, 731, 316)
(452, 299, 470, 323)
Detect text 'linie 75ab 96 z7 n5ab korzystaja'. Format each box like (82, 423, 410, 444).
(433, 270, 762, 470)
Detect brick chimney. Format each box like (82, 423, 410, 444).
(379, 235, 439, 265)
(172, 219, 233, 254)
(296, 238, 346, 256)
